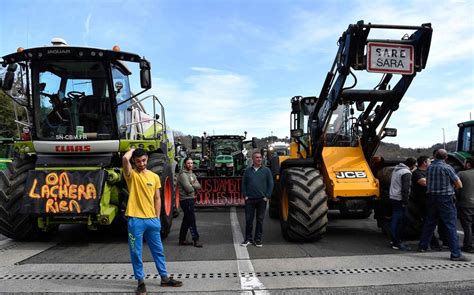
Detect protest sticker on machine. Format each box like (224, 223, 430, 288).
(367, 42, 414, 74)
(195, 176, 245, 206)
(22, 170, 105, 214)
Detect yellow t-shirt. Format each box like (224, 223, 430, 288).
(124, 169, 161, 218)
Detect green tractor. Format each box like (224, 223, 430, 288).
(0, 138, 14, 171)
(447, 120, 474, 171)
(0, 39, 177, 240)
(188, 133, 257, 207)
(192, 134, 256, 177)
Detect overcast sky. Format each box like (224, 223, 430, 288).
(1, 0, 473, 148)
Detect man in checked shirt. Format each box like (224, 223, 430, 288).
(418, 149, 470, 261)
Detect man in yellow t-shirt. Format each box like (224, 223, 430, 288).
(123, 148, 182, 294)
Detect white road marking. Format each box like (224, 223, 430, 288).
(457, 230, 464, 235)
(230, 207, 269, 293)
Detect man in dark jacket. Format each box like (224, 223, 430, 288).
(389, 157, 416, 250)
(457, 157, 474, 253)
(241, 151, 273, 247)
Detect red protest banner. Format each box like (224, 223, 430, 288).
(195, 176, 244, 206)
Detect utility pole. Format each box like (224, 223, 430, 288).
(442, 128, 446, 150)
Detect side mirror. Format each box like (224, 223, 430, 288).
(192, 137, 198, 149)
(356, 101, 365, 111)
(139, 59, 151, 89)
(2, 72, 15, 90)
(382, 128, 397, 138)
(2, 63, 18, 91)
(291, 128, 304, 138)
(251, 137, 257, 148)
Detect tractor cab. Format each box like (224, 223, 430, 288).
(447, 120, 474, 171)
(208, 135, 246, 176)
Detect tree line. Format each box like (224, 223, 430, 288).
(173, 130, 457, 158)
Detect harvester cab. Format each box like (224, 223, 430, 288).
(0, 39, 177, 240)
(271, 21, 432, 241)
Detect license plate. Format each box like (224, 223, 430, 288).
(367, 42, 414, 74)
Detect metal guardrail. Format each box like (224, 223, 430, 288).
(121, 94, 166, 141)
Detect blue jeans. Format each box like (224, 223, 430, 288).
(245, 198, 267, 242)
(128, 217, 167, 280)
(390, 199, 406, 245)
(179, 198, 199, 241)
(419, 195, 461, 257)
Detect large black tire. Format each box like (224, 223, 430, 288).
(0, 155, 40, 240)
(446, 156, 463, 173)
(279, 167, 328, 242)
(268, 180, 280, 219)
(401, 198, 423, 240)
(110, 185, 129, 235)
(268, 157, 280, 220)
(374, 165, 423, 240)
(374, 166, 394, 237)
(172, 164, 180, 218)
(147, 153, 174, 239)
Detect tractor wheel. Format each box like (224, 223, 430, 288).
(111, 186, 129, 234)
(279, 167, 328, 242)
(268, 181, 280, 219)
(401, 199, 423, 240)
(446, 157, 463, 173)
(173, 168, 180, 218)
(147, 153, 174, 239)
(374, 166, 394, 236)
(0, 155, 40, 240)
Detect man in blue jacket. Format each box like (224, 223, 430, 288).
(241, 151, 273, 247)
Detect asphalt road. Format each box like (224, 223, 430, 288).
(0, 207, 473, 294)
(18, 209, 394, 264)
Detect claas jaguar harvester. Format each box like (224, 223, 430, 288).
(270, 21, 432, 241)
(0, 39, 177, 240)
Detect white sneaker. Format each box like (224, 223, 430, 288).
(240, 240, 252, 247)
